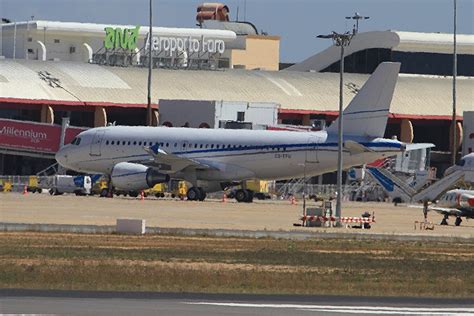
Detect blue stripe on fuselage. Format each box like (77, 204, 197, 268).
(77, 141, 400, 164)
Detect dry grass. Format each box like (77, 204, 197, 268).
(0, 232, 472, 297)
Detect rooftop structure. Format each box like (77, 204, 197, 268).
(286, 30, 474, 76)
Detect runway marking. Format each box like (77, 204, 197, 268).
(185, 302, 474, 315)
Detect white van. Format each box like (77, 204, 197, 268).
(39, 175, 92, 196)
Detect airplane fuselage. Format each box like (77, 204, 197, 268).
(57, 126, 402, 182)
(436, 189, 474, 218)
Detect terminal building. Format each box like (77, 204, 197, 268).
(0, 4, 473, 177)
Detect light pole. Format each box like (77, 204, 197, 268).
(317, 31, 353, 225)
(451, 0, 457, 165)
(345, 12, 370, 34)
(146, 0, 153, 126)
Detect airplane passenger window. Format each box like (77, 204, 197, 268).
(111, 141, 115, 145)
(200, 144, 203, 148)
(205, 144, 209, 148)
(128, 141, 131, 145)
(122, 141, 126, 145)
(106, 140, 109, 145)
(211, 144, 214, 149)
(160, 143, 164, 146)
(166, 143, 169, 147)
(183, 143, 186, 148)
(194, 144, 198, 148)
(216, 145, 220, 149)
(174, 143, 177, 147)
(138, 142, 142, 146)
(133, 141, 137, 145)
(76, 138, 81, 145)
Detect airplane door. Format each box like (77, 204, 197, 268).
(90, 131, 105, 156)
(305, 136, 319, 164)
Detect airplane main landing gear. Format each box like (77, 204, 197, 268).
(187, 187, 206, 201)
(455, 217, 462, 226)
(440, 214, 449, 225)
(235, 189, 254, 203)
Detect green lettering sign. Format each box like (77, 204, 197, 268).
(103, 26, 140, 50)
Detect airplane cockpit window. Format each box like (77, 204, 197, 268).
(70, 137, 81, 145)
(456, 159, 465, 166)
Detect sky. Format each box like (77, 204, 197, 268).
(1, 0, 473, 62)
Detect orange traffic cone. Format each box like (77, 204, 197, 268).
(22, 185, 28, 195)
(140, 191, 145, 201)
(222, 192, 227, 203)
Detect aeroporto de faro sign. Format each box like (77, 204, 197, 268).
(103, 25, 225, 54)
(145, 35, 226, 54)
(104, 26, 140, 50)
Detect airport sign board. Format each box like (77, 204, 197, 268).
(102, 25, 225, 54)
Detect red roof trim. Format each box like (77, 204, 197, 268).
(0, 98, 462, 121)
(0, 97, 158, 109)
(278, 109, 463, 121)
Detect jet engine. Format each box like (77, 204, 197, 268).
(111, 162, 169, 191)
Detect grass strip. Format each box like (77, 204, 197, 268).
(0, 232, 472, 297)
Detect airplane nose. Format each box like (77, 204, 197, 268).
(55, 148, 68, 167)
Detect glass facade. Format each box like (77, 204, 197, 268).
(321, 48, 474, 76)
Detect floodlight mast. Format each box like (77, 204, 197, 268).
(146, 0, 153, 126)
(316, 31, 353, 225)
(451, 0, 458, 165)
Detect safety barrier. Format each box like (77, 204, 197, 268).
(300, 214, 375, 229)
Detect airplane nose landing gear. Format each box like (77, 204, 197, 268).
(455, 216, 462, 226)
(440, 214, 449, 225)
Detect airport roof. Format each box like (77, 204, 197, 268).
(0, 20, 237, 42)
(0, 59, 472, 120)
(287, 30, 474, 72)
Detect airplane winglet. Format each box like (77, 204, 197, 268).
(149, 143, 160, 155)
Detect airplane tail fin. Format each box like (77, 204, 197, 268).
(326, 62, 401, 139)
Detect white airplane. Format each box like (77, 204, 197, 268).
(432, 189, 474, 226)
(55, 62, 430, 202)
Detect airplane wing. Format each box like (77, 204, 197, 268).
(428, 206, 463, 217)
(344, 140, 374, 155)
(141, 144, 216, 173)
